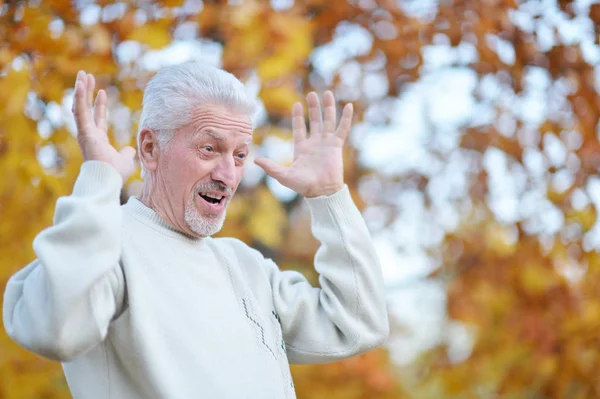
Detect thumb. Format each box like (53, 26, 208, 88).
(119, 146, 136, 160)
(254, 158, 287, 181)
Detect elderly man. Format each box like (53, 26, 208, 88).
(3, 62, 388, 398)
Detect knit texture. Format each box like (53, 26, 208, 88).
(3, 161, 389, 399)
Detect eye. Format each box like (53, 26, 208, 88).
(203, 145, 214, 152)
(236, 152, 247, 160)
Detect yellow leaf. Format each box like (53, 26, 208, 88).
(258, 54, 299, 82)
(121, 89, 144, 111)
(37, 70, 67, 103)
(518, 262, 558, 296)
(73, 55, 119, 76)
(127, 20, 173, 50)
(259, 84, 302, 116)
(538, 355, 558, 379)
(566, 205, 597, 231)
(222, 26, 268, 68)
(0, 68, 31, 116)
(257, 15, 313, 81)
(0, 47, 14, 69)
(270, 14, 313, 58)
(247, 187, 287, 248)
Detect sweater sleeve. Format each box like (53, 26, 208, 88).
(264, 185, 389, 364)
(2, 161, 126, 362)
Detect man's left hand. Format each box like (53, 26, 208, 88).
(255, 91, 353, 198)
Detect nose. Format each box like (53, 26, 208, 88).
(211, 155, 237, 189)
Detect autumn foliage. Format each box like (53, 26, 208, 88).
(1, 0, 600, 398)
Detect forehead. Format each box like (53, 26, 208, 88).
(187, 105, 253, 139)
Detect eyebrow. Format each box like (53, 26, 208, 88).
(205, 130, 225, 141)
(195, 130, 252, 146)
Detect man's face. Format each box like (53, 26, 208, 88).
(155, 105, 253, 237)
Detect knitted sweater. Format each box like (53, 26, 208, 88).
(3, 161, 389, 399)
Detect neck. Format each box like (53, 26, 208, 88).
(138, 180, 154, 210)
(139, 179, 202, 238)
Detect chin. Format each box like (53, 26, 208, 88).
(184, 207, 227, 237)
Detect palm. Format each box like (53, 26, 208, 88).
(72, 71, 136, 182)
(255, 91, 353, 198)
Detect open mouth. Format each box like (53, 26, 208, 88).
(199, 193, 226, 205)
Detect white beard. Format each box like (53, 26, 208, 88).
(184, 195, 227, 237)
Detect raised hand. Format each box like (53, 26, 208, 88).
(72, 71, 136, 182)
(255, 91, 353, 198)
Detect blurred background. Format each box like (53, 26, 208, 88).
(1, 0, 600, 398)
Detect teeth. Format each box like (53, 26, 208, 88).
(200, 192, 223, 200)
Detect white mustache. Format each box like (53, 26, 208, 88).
(195, 182, 232, 196)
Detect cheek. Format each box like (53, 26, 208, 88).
(234, 168, 245, 187)
(178, 157, 219, 188)
(162, 153, 200, 185)
(179, 151, 209, 173)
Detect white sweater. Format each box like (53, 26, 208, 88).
(3, 161, 389, 399)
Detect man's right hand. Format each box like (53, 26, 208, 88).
(72, 71, 136, 182)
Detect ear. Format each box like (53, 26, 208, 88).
(138, 128, 159, 173)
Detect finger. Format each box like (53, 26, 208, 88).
(322, 90, 336, 134)
(71, 70, 85, 113)
(254, 158, 287, 182)
(86, 73, 95, 109)
(306, 92, 322, 136)
(94, 89, 108, 132)
(73, 75, 94, 137)
(291, 102, 307, 145)
(335, 103, 354, 141)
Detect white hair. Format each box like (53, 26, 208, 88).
(137, 61, 257, 178)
